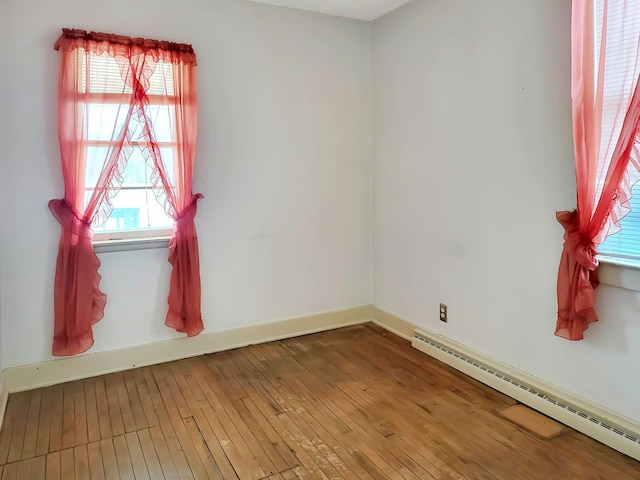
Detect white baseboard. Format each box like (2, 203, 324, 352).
(2, 305, 372, 394)
(370, 306, 414, 341)
(0, 372, 8, 432)
(371, 306, 640, 462)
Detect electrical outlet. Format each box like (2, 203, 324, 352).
(439, 303, 448, 323)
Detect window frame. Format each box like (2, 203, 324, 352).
(76, 57, 179, 245)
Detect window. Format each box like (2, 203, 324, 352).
(77, 50, 177, 242)
(50, 28, 203, 354)
(598, 184, 640, 260)
(594, 0, 640, 264)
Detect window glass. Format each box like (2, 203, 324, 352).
(79, 51, 176, 240)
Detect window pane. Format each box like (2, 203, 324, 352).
(142, 189, 174, 230)
(87, 104, 130, 141)
(79, 51, 177, 239)
(85, 147, 175, 234)
(78, 50, 174, 96)
(147, 62, 175, 96)
(90, 188, 173, 233)
(159, 147, 175, 186)
(87, 104, 175, 144)
(86, 146, 175, 191)
(88, 52, 132, 95)
(85, 146, 110, 187)
(598, 183, 640, 259)
(85, 147, 151, 189)
(126, 105, 175, 143)
(122, 151, 149, 187)
(147, 105, 175, 143)
(118, 148, 175, 187)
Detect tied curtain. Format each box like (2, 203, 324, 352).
(556, 0, 640, 340)
(50, 29, 203, 356)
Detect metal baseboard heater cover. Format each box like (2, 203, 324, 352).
(411, 329, 640, 462)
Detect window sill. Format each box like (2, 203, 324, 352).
(93, 236, 171, 253)
(597, 256, 640, 291)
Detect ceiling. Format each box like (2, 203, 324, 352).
(244, 0, 413, 21)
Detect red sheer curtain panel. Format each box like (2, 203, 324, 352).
(50, 29, 203, 356)
(163, 63, 204, 336)
(556, 1, 640, 340)
(134, 49, 204, 336)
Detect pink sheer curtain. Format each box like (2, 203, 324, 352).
(556, 0, 640, 340)
(163, 62, 204, 336)
(50, 29, 202, 355)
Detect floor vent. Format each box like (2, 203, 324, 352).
(412, 329, 640, 461)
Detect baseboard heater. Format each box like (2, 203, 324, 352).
(411, 329, 640, 462)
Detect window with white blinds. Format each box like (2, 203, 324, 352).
(77, 49, 175, 96)
(76, 50, 177, 241)
(595, 0, 640, 262)
(598, 184, 640, 259)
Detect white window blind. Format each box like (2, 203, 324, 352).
(77, 49, 174, 96)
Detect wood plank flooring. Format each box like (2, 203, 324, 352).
(0, 324, 639, 479)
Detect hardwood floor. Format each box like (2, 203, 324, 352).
(0, 324, 638, 479)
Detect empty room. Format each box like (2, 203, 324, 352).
(1, 0, 640, 478)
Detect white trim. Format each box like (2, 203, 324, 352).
(597, 260, 640, 291)
(0, 372, 8, 432)
(370, 306, 414, 341)
(93, 236, 170, 253)
(1, 305, 372, 394)
(370, 307, 640, 462)
(93, 228, 173, 243)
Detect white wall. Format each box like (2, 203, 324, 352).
(0, 0, 372, 367)
(372, 0, 640, 421)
